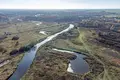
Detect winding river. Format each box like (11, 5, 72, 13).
(53, 49, 89, 74)
(9, 24, 74, 80)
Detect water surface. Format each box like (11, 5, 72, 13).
(53, 49, 89, 74)
(9, 24, 74, 80)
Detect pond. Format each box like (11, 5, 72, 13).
(53, 49, 89, 74)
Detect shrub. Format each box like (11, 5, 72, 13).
(0, 47, 4, 52)
(19, 42, 35, 52)
(10, 41, 36, 56)
(0, 47, 7, 53)
(10, 49, 19, 55)
(0, 35, 7, 41)
(12, 36, 19, 40)
(15, 41, 19, 46)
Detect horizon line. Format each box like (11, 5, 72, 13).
(0, 8, 120, 10)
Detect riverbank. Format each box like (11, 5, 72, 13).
(52, 48, 89, 74)
(12, 25, 120, 80)
(0, 22, 67, 80)
(22, 46, 82, 80)
(8, 24, 75, 80)
(21, 25, 85, 80)
(45, 27, 120, 80)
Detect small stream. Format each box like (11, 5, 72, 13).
(9, 24, 74, 80)
(53, 49, 89, 74)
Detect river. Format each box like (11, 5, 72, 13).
(53, 49, 89, 74)
(9, 24, 74, 80)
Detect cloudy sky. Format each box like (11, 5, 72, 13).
(0, 0, 120, 9)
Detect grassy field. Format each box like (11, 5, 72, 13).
(1, 22, 120, 80)
(46, 27, 120, 80)
(22, 46, 82, 80)
(0, 21, 67, 80)
(72, 28, 120, 80)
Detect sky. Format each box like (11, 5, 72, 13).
(0, 0, 120, 9)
